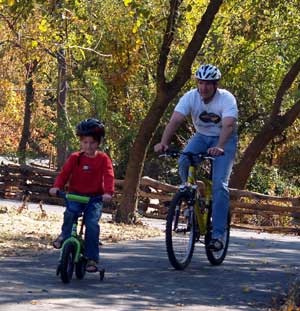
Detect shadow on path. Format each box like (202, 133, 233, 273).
(0, 229, 299, 311)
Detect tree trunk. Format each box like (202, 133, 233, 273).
(230, 104, 300, 189)
(56, 48, 68, 169)
(230, 56, 300, 189)
(18, 60, 38, 164)
(117, 0, 224, 223)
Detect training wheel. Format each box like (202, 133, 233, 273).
(99, 268, 105, 281)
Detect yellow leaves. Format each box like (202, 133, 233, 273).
(132, 18, 142, 34)
(0, 0, 15, 5)
(38, 19, 48, 33)
(31, 40, 38, 48)
(123, 0, 133, 7)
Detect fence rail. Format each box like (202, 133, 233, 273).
(0, 163, 299, 233)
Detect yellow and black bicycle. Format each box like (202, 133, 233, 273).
(160, 149, 230, 270)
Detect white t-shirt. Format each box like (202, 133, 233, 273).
(175, 88, 238, 136)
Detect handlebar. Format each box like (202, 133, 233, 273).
(158, 149, 215, 161)
(56, 190, 91, 204)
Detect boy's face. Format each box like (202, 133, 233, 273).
(80, 136, 99, 157)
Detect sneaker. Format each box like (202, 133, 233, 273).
(52, 235, 64, 249)
(207, 238, 223, 251)
(86, 260, 98, 273)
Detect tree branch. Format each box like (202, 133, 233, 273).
(172, 0, 223, 87)
(157, 0, 182, 86)
(271, 56, 300, 118)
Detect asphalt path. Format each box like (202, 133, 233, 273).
(0, 200, 300, 311)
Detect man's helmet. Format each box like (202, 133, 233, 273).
(195, 64, 221, 81)
(76, 118, 105, 142)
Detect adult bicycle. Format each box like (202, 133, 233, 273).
(55, 191, 105, 283)
(160, 150, 230, 270)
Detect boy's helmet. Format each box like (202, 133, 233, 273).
(76, 118, 105, 142)
(195, 64, 221, 81)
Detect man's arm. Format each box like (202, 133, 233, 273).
(207, 117, 236, 156)
(154, 111, 185, 152)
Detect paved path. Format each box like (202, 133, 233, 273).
(0, 227, 300, 311)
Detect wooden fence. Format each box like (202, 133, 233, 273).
(0, 163, 299, 233)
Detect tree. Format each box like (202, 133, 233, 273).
(18, 60, 39, 163)
(230, 57, 300, 188)
(116, 0, 224, 223)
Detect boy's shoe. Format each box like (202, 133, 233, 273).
(86, 260, 98, 273)
(207, 238, 223, 251)
(52, 235, 64, 249)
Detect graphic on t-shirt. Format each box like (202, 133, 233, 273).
(199, 111, 221, 124)
(83, 165, 90, 171)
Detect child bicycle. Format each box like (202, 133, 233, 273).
(160, 149, 231, 270)
(55, 191, 105, 283)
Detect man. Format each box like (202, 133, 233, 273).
(154, 64, 238, 251)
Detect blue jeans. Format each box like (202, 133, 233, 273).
(61, 196, 103, 262)
(178, 132, 238, 239)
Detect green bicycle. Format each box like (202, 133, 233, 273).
(161, 150, 231, 270)
(55, 191, 105, 283)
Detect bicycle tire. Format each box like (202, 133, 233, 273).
(166, 191, 196, 270)
(75, 256, 87, 280)
(205, 210, 231, 265)
(60, 241, 76, 283)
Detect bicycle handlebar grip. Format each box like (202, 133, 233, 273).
(65, 193, 90, 204)
(55, 190, 90, 204)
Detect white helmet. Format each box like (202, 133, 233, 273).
(195, 64, 221, 81)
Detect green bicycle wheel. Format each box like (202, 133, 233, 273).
(60, 241, 76, 283)
(166, 191, 196, 270)
(75, 256, 87, 279)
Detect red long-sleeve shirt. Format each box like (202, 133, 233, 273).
(54, 151, 114, 196)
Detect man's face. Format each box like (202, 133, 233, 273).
(197, 80, 217, 102)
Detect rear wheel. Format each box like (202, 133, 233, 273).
(166, 192, 196, 270)
(205, 210, 231, 265)
(60, 242, 76, 283)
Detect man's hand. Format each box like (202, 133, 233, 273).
(207, 146, 224, 156)
(154, 143, 168, 153)
(49, 187, 59, 196)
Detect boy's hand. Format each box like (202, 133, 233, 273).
(49, 187, 60, 196)
(102, 193, 112, 203)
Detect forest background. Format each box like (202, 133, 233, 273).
(0, 0, 299, 223)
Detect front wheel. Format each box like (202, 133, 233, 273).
(166, 192, 196, 270)
(205, 211, 231, 265)
(75, 256, 87, 279)
(60, 241, 76, 283)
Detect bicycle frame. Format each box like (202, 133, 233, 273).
(59, 221, 84, 263)
(186, 155, 213, 236)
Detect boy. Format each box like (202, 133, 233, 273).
(49, 118, 114, 272)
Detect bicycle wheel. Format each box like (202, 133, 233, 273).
(205, 210, 231, 265)
(166, 191, 196, 270)
(75, 256, 87, 279)
(60, 241, 76, 283)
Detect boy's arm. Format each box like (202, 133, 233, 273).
(52, 155, 75, 190)
(102, 154, 115, 196)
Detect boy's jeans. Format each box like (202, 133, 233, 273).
(178, 132, 238, 240)
(61, 196, 102, 262)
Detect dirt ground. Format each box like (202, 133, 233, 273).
(0, 202, 162, 257)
